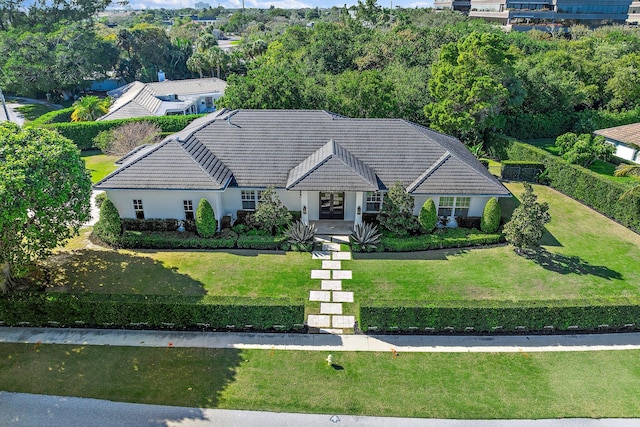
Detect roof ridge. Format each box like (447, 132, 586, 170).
(406, 151, 451, 193)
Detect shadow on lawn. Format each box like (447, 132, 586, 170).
(519, 248, 622, 280)
(47, 249, 206, 295)
(353, 249, 453, 261)
(500, 191, 562, 247)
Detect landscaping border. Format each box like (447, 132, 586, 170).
(0, 293, 305, 332)
(360, 299, 640, 334)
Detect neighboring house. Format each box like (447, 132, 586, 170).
(94, 109, 511, 228)
(594, 123, 640, 164)
(98, 77, 226, 121)
(434, 0, 471, 12)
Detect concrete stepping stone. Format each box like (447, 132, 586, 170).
(320, 303, 343, 315)
(312, 251, 331, 260)
(309, 290, 331, 302)
(332, 315, 355, 328)
(332, 252, 351, 260)
(332, 270, 352, 280)
(311, 270, 331, 279)
(322, 260, 341, 270)
(307, 315, 331, 328)
(322, 242, 341, 252)
(321, 280, 342, 291)
(332, 291, 354, 303)
(331, 236, 350, 244)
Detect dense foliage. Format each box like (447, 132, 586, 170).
(0, 123, 91, 283)
(480, 197, 501, 234)
(93, 199, 122, 242)
(507, 141, 640, 232)
(253, 187, 292, 235)
(503, 183, 551, 251)
(360, 299, 640, 333)
(195, 199, 217, 238)
(0, 293, 304, 331)
(555, 132, 614, 168)
(377, 181, 417, 237)
(418, 198, 438, 233)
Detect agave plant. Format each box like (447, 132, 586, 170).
(350, 222, 381, 252)
(286, 221, 317, 251)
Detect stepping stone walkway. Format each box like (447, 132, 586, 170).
(307, 236, 355, 334)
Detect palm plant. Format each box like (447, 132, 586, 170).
(71, 96, 110, 122)
(614, 163, 640, 199)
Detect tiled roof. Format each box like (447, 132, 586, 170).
(286, 140, 379, 191)
(594, 123, 640, 148)
(98, 78, 226, 121)
(97, 109, 510, 197)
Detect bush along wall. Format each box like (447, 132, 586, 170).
(42, 114, 204, 150)
(0, 293, 305, 331)
(507, 141, 640, 233)
(359, 299, 640, 334)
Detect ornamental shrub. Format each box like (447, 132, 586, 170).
(196, 198, 217, 238)
(378, 181, 418, 237)
(503, 183, 550, 251)
(93, 199, 122, 241)
(253, 187, 292, 236)
(418, 198, 438, 233)
(480, 197, 501, 233)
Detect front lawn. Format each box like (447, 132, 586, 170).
(81, 150, 119, 183)
(349, 182, 640, 302)
(49, 182, 640, 303)
(2, 343, 640, 419)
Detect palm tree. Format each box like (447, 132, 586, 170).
(614, 163, 640, 199)
(71, 96, 110, 122)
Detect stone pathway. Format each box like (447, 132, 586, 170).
(307, 236, 355, 334)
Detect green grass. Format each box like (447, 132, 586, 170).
(81, 151, 119, 183)
(2, 343, 640, 418)
(50, 182, 640, 303)
(349, 182, 640, 302)
(49, 248, 317, 299)
(13, 103, 56, 122)
(526, 139, 640, 185)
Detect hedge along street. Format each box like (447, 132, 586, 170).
(3, 327, 640, 353)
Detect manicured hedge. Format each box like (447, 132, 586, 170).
(236, 234, 287, 250)
(116, 231, 237, 250)
(27, 107, 74, 125)
(0, 293, 304, 331)
(42, 114, 204, 150)
(378, 229, 503, 252)
(360, 299, 640, 333)
(507, 141, 640, 233)
(121, 218, 196, 233)
(500, 160, 545, 181)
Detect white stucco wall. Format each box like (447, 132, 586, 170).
(609, 141, 640, 164)
(104, 190, 223, 219)
(412, 195, 496, 217)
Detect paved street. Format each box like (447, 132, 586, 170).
(0, 392, 636, 427)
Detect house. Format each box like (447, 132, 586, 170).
(94, 109, 511, 228)
(594, 123, 640, 164)
(98, 77, 226, 121)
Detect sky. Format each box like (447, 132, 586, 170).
(125, 0, 435, 11)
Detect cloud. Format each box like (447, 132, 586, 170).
(124, 0, 432, 9)
(408, 1, 434, 7)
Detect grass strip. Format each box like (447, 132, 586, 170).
(2, 343, 640, 419)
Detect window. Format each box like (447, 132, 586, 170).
(133, 199, 144, 219)
(183, 200, 194, 220)
(365, 192, 383, 212)
(205, 96, 214, 108)
(455, 197, 471, 218)
(438, 196, 454, 217)
(241, 190, 263, 210)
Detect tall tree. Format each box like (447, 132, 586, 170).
(0, 123, 91, 289)
(503, 183, 551, 253)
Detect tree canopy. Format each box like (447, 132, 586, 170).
(0, 123, 91, 285)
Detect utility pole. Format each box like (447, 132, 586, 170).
(0, 87, 9, 122)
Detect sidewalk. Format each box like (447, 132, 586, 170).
(3, 327, 640, 353)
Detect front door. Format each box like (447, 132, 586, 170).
(319, 192, 344, 219)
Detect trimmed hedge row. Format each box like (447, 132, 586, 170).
(0, 293, 305, 331)
(379, 229, 503, 252)
(500, 160, 544, 181)
(42, 114, 204, 150)
(507, 141, 640, 233)
(360, 299, 640, 333)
